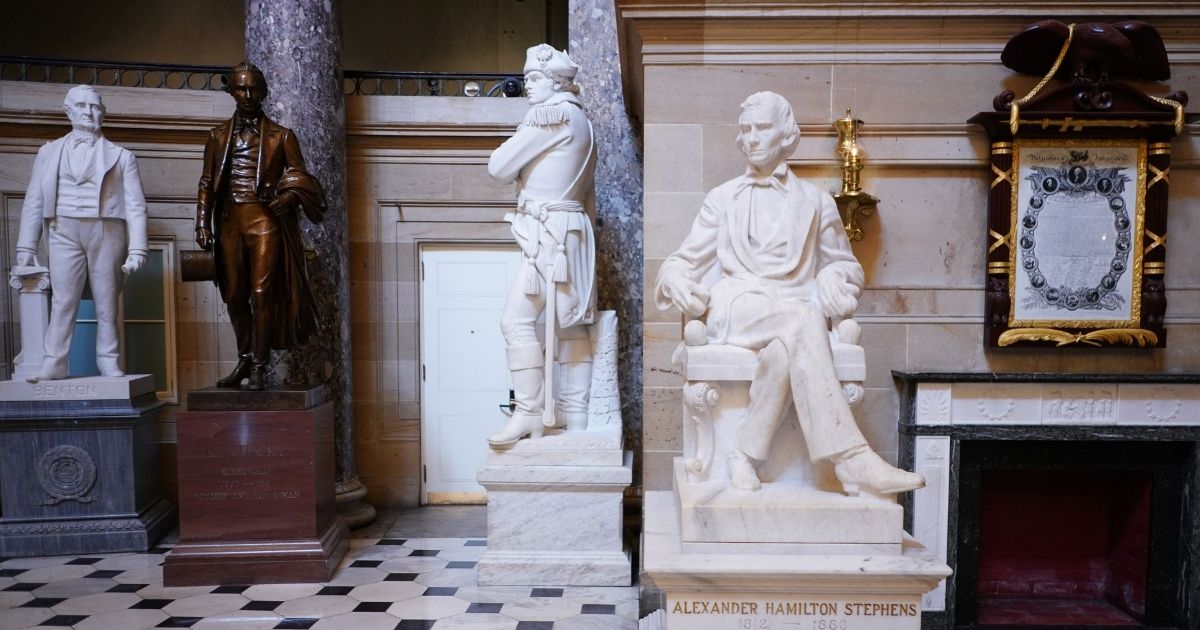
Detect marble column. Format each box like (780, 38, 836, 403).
(244, 0, 374, 528)
(568, 1, 645, 473)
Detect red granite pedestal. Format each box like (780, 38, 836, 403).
(163, 386, 348, 586)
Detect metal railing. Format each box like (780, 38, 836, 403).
(0, 57, 523, 97)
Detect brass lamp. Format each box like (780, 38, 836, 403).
(832, 109, 878, 241)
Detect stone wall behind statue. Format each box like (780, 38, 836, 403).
(0, 80, 526, 507)
(624, 4, 1200, 490)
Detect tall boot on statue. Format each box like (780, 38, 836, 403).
(556, 360, 592, 431)
(217, 354, 253, 388)
(488, 343, 544, 448)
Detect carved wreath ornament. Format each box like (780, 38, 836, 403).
(37, 445, 98, 506)
(1019, 155, 1132, 312)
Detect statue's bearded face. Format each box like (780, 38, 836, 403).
(524, 70, 556, 105)
(228, 70, 267, 115)
(64, 90, 104, 133)
(737, 107, 792, 171)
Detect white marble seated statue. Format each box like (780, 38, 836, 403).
(654, 91, 922, 498)
(486, 44, 598, 447)
(15, 85, 148, 382)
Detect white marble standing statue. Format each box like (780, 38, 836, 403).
(655, 91, 922, 498)
(15, 85, 148, 382)
(487, 44, 598, 447)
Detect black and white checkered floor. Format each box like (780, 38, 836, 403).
(0, 535, 638, 629)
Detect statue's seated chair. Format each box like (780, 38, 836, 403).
(671, 310, 866, 489)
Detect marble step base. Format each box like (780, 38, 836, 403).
(674, 458, 903, 545)
(476, 549, 632, 586)
(642, 491, 951, 630)
(477, 449, 633, 586)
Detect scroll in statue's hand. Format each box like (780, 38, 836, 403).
(15, 252, 38, 267)
(268, 191, 298, 217)
(121, 251, 147, 275)
(817, 269, 861, 320)
(661, 274, 711, 318)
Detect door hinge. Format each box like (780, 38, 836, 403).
(420, 260, 425, 281)
(423, 465, 427, 483)
(421, 364, 426, 381)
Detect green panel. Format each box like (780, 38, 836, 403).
(124, 249, 165, 320)
(67, 321, 100, 377)
(124, 322, 167, 391)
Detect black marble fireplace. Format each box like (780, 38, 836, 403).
(895, 373, 1200, 630)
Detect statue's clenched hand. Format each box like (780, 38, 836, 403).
(121, 251, 147, 275)
(817, 269, 861, 320)
(661, 274, 710, 318)
(15, 252, 38, 267)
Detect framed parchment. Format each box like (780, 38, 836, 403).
(970, 78, 1179, 349)
(1009, 139, 1145, 329)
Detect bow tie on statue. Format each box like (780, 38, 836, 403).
(68, 132, 97, 150)
(234, 116, 260, 135)
(736, 162, 789, 195)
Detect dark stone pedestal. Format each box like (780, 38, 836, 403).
(164, 386, 348, 586)
(0, 377, 174, 557)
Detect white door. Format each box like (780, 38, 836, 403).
(420, 244, 521, 504)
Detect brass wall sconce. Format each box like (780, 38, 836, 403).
(833, 109, 879, 241)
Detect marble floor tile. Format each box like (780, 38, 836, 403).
(241, 583, 324, 601)
(192, 610, 284, 629)
(93, 553, 164, 571)
(501, 596, 584, 621)
(434, 546, 487, 562)
(16, 564, 98, 583)
(384, 507, 486, 538)
(110, 564, 163, 584)
(415, 569, 477, 588)
(322, 567, 389, 586)
(0, 590, 34, 608)
(310, 610, 403, 629)
(347, 579, 425, 602)
(31, 577, 115, 598)
(273, 594, 359, 618)
(0, 606, 55, 630)
(431, 612, 519, 629)
(162, 593, 251, 617)
(451, 585, 535, 604)
(133, 584, 215, 600)
(72, 608, 168, 630)
(379, 557, 449, 573)
(0, 557, 73, 570)
(386, 594, 470, 619)
(554, 615, 639, 630)
(561, 586, 639, 605)
(50, 591, 141, 615)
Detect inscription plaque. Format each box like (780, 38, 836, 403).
(666, 594, 921, 630)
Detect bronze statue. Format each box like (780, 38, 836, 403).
(195, 62, 325, 390)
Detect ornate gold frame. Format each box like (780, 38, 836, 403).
(1006, 138, 1147, 332)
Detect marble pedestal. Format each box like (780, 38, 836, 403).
(642, 491, 950, 630)
(477, 428, 632, 586)
(0, 376, 174, 557)
(164, 386, 348, 586)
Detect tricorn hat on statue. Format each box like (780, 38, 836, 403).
(524, 44, 578, 81)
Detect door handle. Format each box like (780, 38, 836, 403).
(498, 389, 516, 415)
